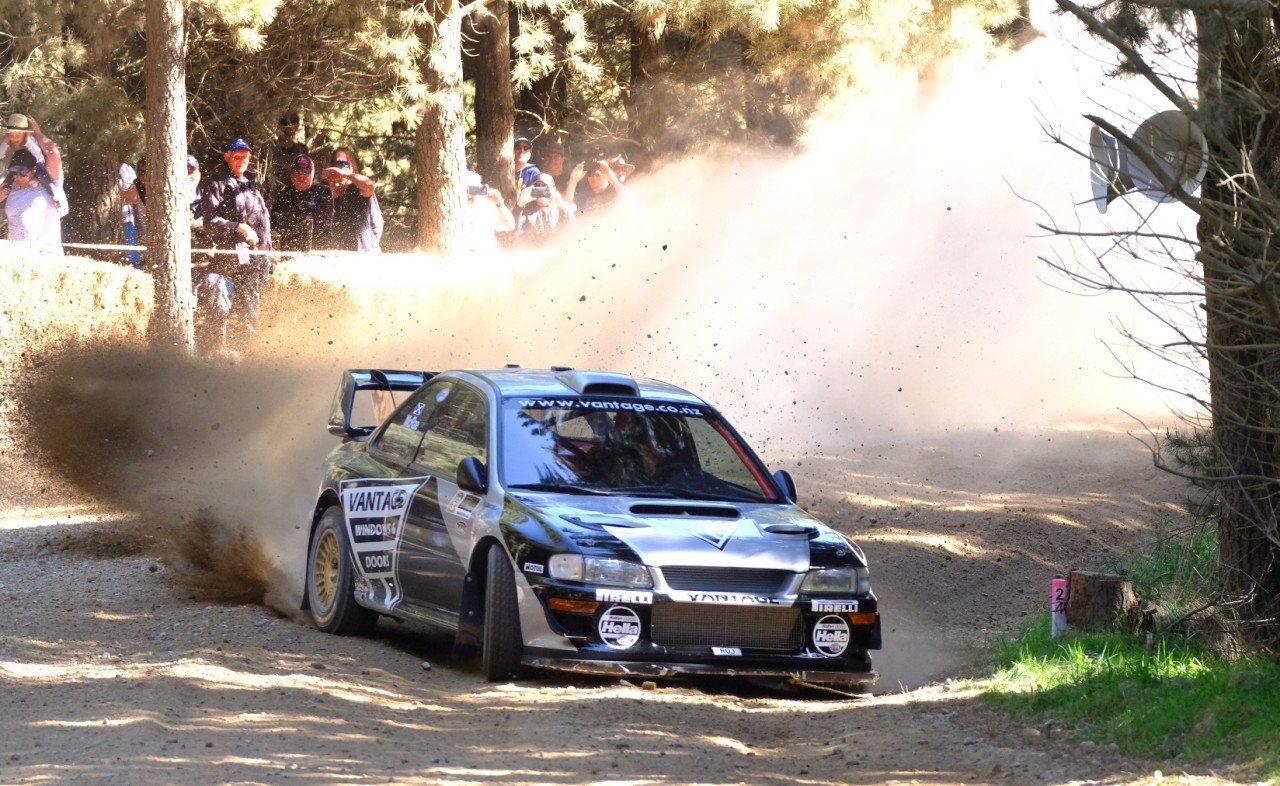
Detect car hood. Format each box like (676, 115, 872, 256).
(516, 495, 837, 572)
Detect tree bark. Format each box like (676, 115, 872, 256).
(1065, 570, 1141, 631)
(143, 0, 194, 350)
(415, 2, 468, 255)
(518, 7, 568, 147)
(1197, 9, 1280, 647)
(627, 16, 665, 155)
(64, 157, 121, 260)
(471, 0, 514, 202)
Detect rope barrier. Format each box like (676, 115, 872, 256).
(0, 238, 350, 259)
(52, 240, 346, 259)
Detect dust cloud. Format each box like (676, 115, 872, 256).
(11, 11, 1197, 690)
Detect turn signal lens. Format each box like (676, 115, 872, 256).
(548, 597, 601, 614)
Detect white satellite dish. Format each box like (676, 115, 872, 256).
(1089, 124, 1132, 213)
(1127, 110, 1209, 203)
(1087, 110, 1208, 213)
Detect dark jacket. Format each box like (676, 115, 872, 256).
(201, 164, 272, 273)
(271, 182, 333, 253)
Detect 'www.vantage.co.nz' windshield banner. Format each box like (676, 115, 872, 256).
(514, 398, 706, 416)
(338, 477, 426, 609)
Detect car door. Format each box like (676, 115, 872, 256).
(396, 381, 490, 618)
(340, 377, 454, 614)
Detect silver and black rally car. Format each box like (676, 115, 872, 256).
(304, 366, 881, 690)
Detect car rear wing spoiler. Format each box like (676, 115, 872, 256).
(328, 369, 435, 439)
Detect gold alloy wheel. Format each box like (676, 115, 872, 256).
(312, 528, 341, 613)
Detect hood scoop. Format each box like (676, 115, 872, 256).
(561, 515, 649, 531)
(629, 503, 741, 519)
(764, 523, 819, 538)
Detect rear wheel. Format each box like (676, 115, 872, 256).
(306, 507, 378, 635)
(482, 546, 526, 680)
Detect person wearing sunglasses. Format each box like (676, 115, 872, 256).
(320, 147, 382, 253)
(1, 140, 67, 253)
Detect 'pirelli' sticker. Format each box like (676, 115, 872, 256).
(810, 600, 859, 613)
(595, 588, 653, 605)
(340, 477, 426, 609)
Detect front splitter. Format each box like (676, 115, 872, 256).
(525, 656, 877, 691)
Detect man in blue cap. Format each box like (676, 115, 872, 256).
(199, 137, 272, 358)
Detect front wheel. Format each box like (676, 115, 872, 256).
(306, 506, 378, 635)
(482, 546, 526, 680)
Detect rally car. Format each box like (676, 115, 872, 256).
(304, 366, 880, 690)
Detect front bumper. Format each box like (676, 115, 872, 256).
(525, 651, 877, 690)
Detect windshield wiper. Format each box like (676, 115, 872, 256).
(625, 486, 760, 502)
(508, 482, 608, 496)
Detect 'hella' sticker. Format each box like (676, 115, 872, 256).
(523, 562, 545, 575)
(598, 606, 642, 649)
(812, 615, 851, 657)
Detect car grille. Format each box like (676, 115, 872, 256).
(651, 604, 804, 651)
(658, 566, 794, 594)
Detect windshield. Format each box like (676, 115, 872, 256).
(500, 398, 778, 502)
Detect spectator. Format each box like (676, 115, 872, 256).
(536, 138, 566, 181)
(461, 170, 515, 254)
(3, 115, 65, 213)
(565, 155, 627, 217)
(271, 153, 333, 254)
(185, 155, 202, 213)
(200, 137, 272, 357)
(0, 129, 67, 252)
(260, 112, 308, 206)
(185, 154, 207, 244)
(515, 173, 572, 247)
(512, 137, 540, 201)
(321, 147, 382, 253)
(119, 158, 146, 267)
(1, 113, 44, 166)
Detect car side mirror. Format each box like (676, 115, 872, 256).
(773, 469, 797, 504)
(457, 456, 488, 494)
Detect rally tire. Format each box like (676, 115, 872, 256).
(306, 507, 378, 635)
(482, 546, 526, 680)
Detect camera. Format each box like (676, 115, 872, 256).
(466, 184, 488, 196)
(530, 186, 551, 199)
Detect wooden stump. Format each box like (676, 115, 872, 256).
(1065, 569, 1141, 631)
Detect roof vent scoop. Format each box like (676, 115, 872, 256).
(555, 369, 641, 397)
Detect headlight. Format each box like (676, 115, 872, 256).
(548, 554, 653, 588)
(801, 566, 871, 595)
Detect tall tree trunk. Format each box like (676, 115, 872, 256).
(472, 0, 514, 202)
(65, 157, 123, 261)
(627, 16, 665, 154)
(144, 0, 194, 350)
(518, 7, 568, 145)
(415, 2, 468, 255)
(1198, 9, 1280, 647)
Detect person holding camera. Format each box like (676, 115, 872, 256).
(515, 173, 573, 247)
(512, 137, 541, 194)
(2, 114, 46, 167)
(564, 155, 627, 217)
(1, 120, 67, 252)
(321, 147, 382, 253)
(462, 170, 515, 254)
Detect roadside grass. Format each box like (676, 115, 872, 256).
(978, 483, 1280, 782)
(982, 620, 1280, 779)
